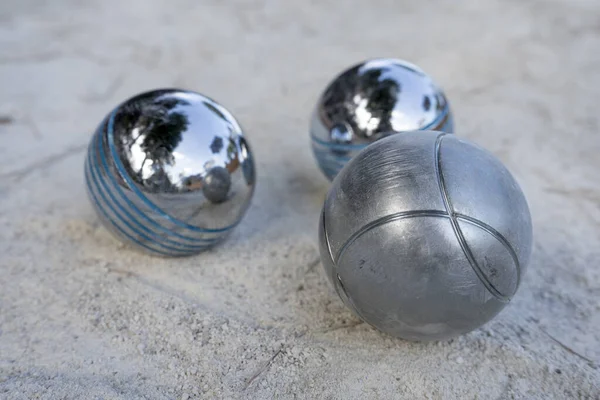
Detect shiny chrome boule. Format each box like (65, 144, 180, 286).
(319, 131, 532, 341)
(311, 58, 454, 180)
(84, 89, 255, 256)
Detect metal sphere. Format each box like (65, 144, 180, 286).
(318, 131, 532, 341)
(311, 58, 454, 181)
(202, 166, 232, 204)
(84, 89, 256, 257)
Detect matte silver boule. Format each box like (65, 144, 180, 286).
(311, 58, 454, 180)
(84, 89, 255, 256)
(319, 131, 532, 341)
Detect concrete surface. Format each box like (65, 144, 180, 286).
(0, 0, 599, 398)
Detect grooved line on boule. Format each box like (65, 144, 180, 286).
(334, 210, 520, 290)
(455, 213, 521, 289)
(334, 210, 449, 264)
(323, 210, 371, 323)
(322, 211, 344, 300)
(434, 133, 512, 302)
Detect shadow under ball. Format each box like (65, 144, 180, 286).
(84, 89, 256, 257)
(311, 58, 454, 181)
(319, 131, 532, 341)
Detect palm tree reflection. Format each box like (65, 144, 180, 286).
(116, 96, 190, 191)
(113, 93, 252, 201)
(322, 66, 401, 141)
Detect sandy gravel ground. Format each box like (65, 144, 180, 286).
(0, 0, 599, 398)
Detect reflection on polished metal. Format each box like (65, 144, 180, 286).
(319, 131, 532, 341)
(84, 89, 255, 256)
(311, 58, 454, 180)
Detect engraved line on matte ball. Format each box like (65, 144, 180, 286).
(89, 134, 214, 252)
(322, 210, 344, 301)
(84, 159, 171, 256)
(455, 213, 521, 290)
(106, 110, 237, 234)
(334, 210, 450, 264)
(86, 145, 201, 255)
(434, 134, 509, 302)
(95, 129, 220, 245)
(334, 271, 371, 325)
(323, 209, 371, 324)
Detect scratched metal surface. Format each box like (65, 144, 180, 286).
(0, 1, 599, 398)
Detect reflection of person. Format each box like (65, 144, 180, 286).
(225, 141, 240, 173)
